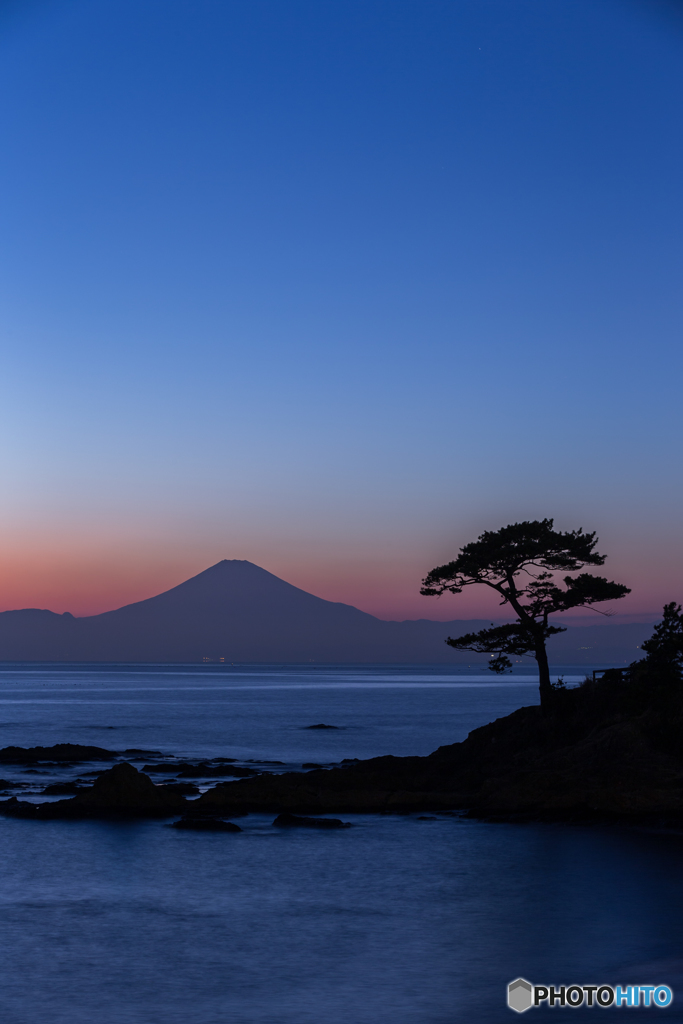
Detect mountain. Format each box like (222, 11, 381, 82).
(0, 559, 653, 665)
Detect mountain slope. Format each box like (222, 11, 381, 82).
(0, 559, 653, 664)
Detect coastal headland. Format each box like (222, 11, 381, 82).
(2, 666, 682, 825)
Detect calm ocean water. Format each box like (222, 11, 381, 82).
(0, 664, 681, 1024)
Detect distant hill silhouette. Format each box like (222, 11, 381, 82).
(0, 559, 653, 665)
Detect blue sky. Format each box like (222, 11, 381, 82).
(0, 0, 681, 619)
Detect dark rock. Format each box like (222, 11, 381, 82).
(177, 763, 258, 778)
(304, 724, 339, 730)
(273, 812, 351, 829)
(159, 781, 200, 796)
(417, 816, 438, 820)
(0, 763, 186, 818)
(181, 806, 249, 819)
(142, 760, 254, 779)
(41, 782, 86, 795)
(0, 797, 31, 812)
(170, 818, 242, 832)
(67, 763, 187, 815)
(8, 668, 683, 825)
(0, 744, 116, 764)
(192, 668, 683, 821)
(302, 763, 324, 769)
(196, 754, 441, 815)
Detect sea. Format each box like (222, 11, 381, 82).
(0, 663, 682, 1024)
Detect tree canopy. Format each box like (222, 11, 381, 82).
(421, 519, 630, 706)
(640, 602, 683, 675)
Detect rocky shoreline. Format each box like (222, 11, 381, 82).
(1, 666, 682, 826)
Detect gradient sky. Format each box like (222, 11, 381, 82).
(0, 0, 681, 622)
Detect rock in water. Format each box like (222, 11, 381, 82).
(41, 782, 85, 795)
(0, 743, 116, 763)
(159, 781, 200, 796)
(273, 812, 351, 829)
(170, 818, 242, 832)
(176, 763, 258, 778)
(304, 724, 339, 730)
(0, 763, 187, 818)
(66, 763, 186, 815)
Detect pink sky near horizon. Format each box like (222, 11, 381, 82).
(0, 533, 671, 624)
(1, 0, 682, 631)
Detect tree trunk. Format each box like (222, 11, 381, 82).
(535, 642, 553, 710)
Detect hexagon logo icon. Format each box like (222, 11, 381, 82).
(508, 978, 533, 1013)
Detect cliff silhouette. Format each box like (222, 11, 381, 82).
(3, 666, 682, 824)
(0, 559, 653, 664)
(189, 664, 683, 822)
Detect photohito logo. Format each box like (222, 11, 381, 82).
(507, 979, 673, 1012)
